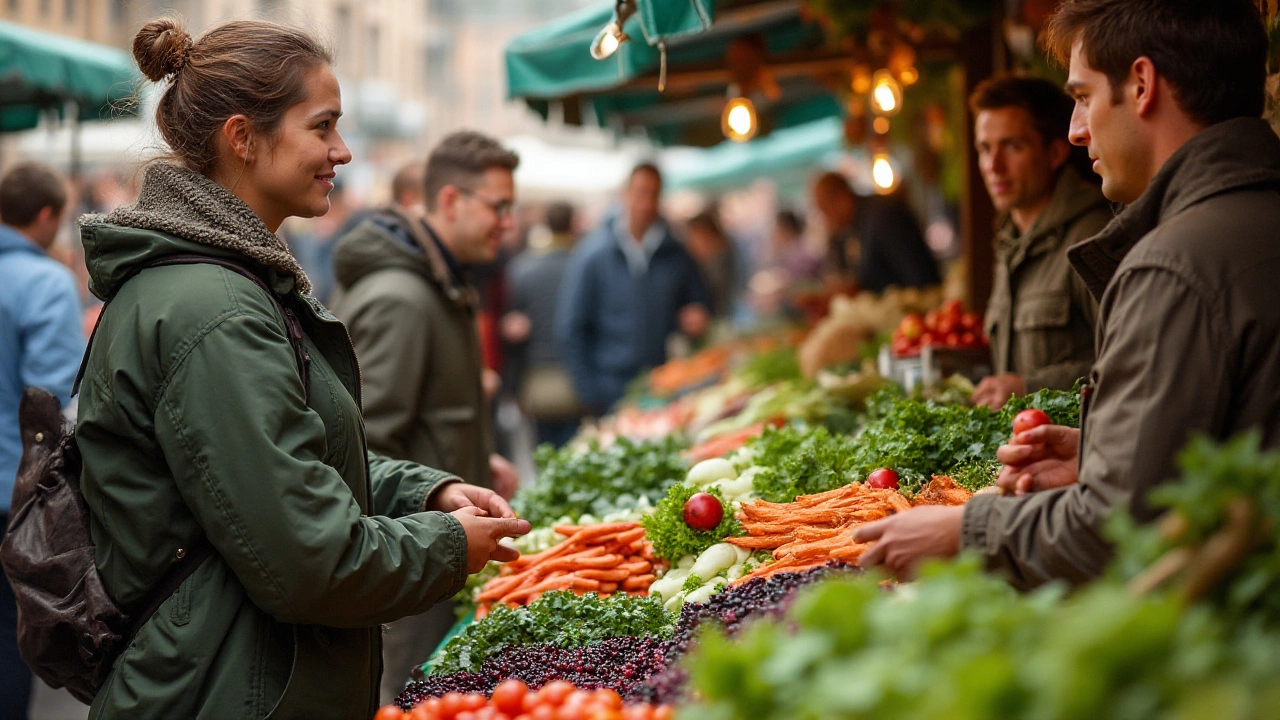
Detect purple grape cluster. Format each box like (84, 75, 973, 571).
(397, 636, 670, 709)
(629, 563, 857, 704)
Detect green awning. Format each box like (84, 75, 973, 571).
(667, 115, 845, 192)
(506, 0, 715, 100)
(0, 20, 140, 132)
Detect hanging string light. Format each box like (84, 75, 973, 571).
(721, 94, 758, 142)
(589, 0, 637, 60)
(872, 152, 899, 193)
(870, 70, 903, 117)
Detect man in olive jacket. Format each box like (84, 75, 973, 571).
(969, 76, 1112, 409)
(331, 131, 521, 700)
(855, 0, 1280, 589)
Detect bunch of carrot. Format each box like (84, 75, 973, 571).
(474, 522, 661, 617)
(727, 476, 971, 583)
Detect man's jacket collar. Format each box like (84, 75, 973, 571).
(1068, 117, 1280, 300)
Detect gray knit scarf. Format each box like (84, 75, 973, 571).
(86, 162, 312, 294)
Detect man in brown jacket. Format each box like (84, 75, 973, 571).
(969, 75, 1111, 409)
(331, 131, 522, 699)
(855, 0, 1280, 589)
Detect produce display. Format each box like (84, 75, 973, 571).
(375, 305, 1273, 720)
(889, 298, 988, 357)
(676, 434, 1280, 719)
(474, 522, 659, 613)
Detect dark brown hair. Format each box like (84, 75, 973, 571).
(133, 18, 333, 175)
(545, 201, 575, 235)
(0, 163, 66, 226)
(391, 162, 424, 205)
(629, 162, 662, 187)
(423, 131, 520, 211)
(970, 75, 1074, 145)
(1043, 0, 1267, 125)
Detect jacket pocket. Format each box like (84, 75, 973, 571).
(1011, 294, 1074, 375)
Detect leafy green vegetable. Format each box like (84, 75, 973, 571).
(642, 484, 743, 563)
(839, 384, 1080, 495)
(738, 425, 864, 502)
(513, 437, 688, 528)
(738, 347, 803, 388)
(429, 591, 675, 675)
(682, 574, 705, 594)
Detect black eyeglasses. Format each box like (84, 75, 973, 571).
(457, 186, 514, 219)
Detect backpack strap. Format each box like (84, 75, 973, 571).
(73, 255, 311, 404)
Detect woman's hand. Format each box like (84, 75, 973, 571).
(451, 506, 530, 573)
(430, 482, 515, 518)
(995, 425, 1081, 495)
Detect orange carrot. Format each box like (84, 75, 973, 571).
(575, 568, 631, 582)
(621, 574, 656, 591)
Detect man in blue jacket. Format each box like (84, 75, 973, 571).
(0, 163, 83, 719)
(556, 163, 710, 414)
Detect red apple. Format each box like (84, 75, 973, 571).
(866, 468, 899, 490)
(683, 492, 724, 531)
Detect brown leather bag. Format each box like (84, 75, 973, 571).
(0, 255, 309, 703)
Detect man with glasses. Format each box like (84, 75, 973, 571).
(331, 131, 521, 701)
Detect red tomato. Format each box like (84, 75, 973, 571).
(1013, 408, 1052, 435)
(462, 695, 487, 712)
(530, 705, 556, 720)
(492, 680, 529, 715)
(441, 693, 469, 719)
(591, 689, 623, 711)
(375, 706, 406, 720)
(944, 332, 961, 347)
(899, 313, 925, 340)
(919, 331, 936, 346)
(652, 707, 674, 720)
(935, 315, 958, 336)
(960, 312, 981, 332)
(866, 468, 899, 490)
(923, 310, 941, 331)
(943, 299, 963, 318)
(410, 704, 438, 720)
(537, 681, 576, 707)
(683, 492, 724, 531)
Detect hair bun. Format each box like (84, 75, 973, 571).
(133, 19, 193, 82)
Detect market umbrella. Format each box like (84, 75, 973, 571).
(0, 20, 140, 132)
(505, 0, 844, 147)
(665, 114, 845, 193)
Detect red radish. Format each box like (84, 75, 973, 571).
(1013, 408, 1052, 435)
(683, 492, 724, 530)
(866, 468, 899, 490)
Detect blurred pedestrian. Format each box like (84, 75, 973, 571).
(0, 162, 84, 720)
(331, 132, 523, 700)
(73, 19, 525, 718)
(505, 201, 583, 448)
(685, 211, 740, 318)
(812, 171, 940, 293)
(769, 209, 821, 283)
(557, 163, 711, 414)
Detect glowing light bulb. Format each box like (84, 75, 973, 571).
(870, 70, 903, 117)
(873, 117, 890, 135)
(721, 97, 758, 142)
(900, 66, 919, 86)
(590, 22, 627, 60)
(872, 153, 897, 193)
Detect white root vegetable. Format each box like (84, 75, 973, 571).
(690, 543, 738, 580)
(686, 458, 737, 486)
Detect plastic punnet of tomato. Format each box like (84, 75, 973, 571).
(378, 679, 674, 720)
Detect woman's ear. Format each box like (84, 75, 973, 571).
(220, 114, 254, 163)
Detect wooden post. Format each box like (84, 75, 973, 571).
(959, 15, 1004, 315)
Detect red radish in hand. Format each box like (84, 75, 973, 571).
(866, 468, 899, 490)
(1013, 408, 1052, 436)
(683, 492, 724, 530)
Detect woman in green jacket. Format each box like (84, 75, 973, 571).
(74, 18, 529, 719)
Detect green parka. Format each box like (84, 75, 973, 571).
(76, 219, 468, 719)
